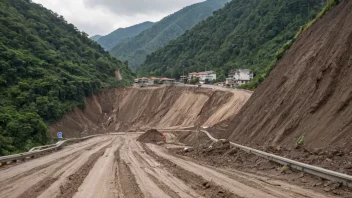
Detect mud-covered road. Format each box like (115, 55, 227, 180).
(0, 134, 336, 198)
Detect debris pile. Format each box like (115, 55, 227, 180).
(137, 129, 165, 144)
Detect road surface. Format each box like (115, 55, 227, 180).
(0, 134, 335, 198)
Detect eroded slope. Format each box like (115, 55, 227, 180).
(217, 0, 352, 151)
(50, 86, 251, 138)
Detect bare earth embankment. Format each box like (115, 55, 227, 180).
(49, 86, 251, 138)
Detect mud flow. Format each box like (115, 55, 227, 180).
(3, 133, 348, 198)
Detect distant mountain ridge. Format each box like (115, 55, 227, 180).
(90, 35, 102, 42)
(139, 0, 323, 80)
(110, 0, 231, 71)
(93, 21, 154, 50)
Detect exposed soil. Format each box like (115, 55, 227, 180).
(57, 143, 112, 198)
(169, 133, 352, 197)
(0, 134, 338, 197)
(137, 129, 164, 143)
(115, 144, 144, 198)
(50, 86, 251, 138)
(0, 136, 113, 198)
(215, 0, 352, 154)
(142, 143, 236, 198)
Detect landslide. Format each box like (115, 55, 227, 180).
(50, 86, 251, 138)
(217, 0, 352, 152)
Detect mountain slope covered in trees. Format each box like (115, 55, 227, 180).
(139, 0, 324, 81)
(0, 0, 134, 155)
(110, 0, 231, 71)
(95, 21, 154, 50)
(90, 35, 102, 42)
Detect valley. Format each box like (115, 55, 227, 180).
(1, 0, 352, 197)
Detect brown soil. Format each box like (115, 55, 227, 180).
(142, 143, 238, 198)
(57, 143, 112, 198)
(172, 135, 352, 197)
(1, 134, 335, 197)
(50, 86, 251, 138)
(214, 0, 352, 155)
(115, 145, 144, 198)
(137, 129, 164, 143)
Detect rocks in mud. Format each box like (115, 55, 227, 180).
(202, 140, 232, 156)
(202, 181, 210, 189)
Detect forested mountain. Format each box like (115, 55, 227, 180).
(95, 21, 154, 50)
(0, 0, 134, 155)
(139, 0, 324, 81)
(90, 35, 102, 42)
(110, 0, 231, 71)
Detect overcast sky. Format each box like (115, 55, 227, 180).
(32, 0, 205, 36)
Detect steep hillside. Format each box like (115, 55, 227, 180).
(0, 0, 134, 155)
(95, 21, 154, 50)
(110, 0, 231, 71)
(50, 87, 251, 138)
(216, 0, 352, 152)
(139, 0, 323, 80)
(90, 35, 102, 42)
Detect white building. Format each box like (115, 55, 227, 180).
(228, 69, 253, 86)
(134, 77, 175, 87)
(188, 71, 217, 84)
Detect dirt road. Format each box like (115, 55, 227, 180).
(0, 134, 336, 198)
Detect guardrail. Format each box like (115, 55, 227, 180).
(0, 135, 99, 165)
(200, 130, 352, 188)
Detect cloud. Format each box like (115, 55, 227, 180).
(83, 0, 204, 15)
(32, 0, 204, 36)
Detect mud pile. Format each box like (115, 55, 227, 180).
(137, 129, 164, 143)
(50, 86, 251, 138)
(216, 0, 352, 153)
(172, 135, 352, 196)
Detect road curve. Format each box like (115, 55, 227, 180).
(0, 134, 336, 198)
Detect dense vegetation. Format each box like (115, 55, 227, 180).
(0, 0, 134, 155)
(241, 0, 340, 90)
(94, 21, 154, 50)
(110, 0, 231, 71)
(139, 0, 324, 81)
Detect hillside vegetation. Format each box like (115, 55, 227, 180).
(139, 0, 323, 81)
(0, 0, 134, 155)
(218, 0, 349, 151)
(241, 0, 341, 89)
(94, 21, 154, 50)
(90, 35, 102, 42)
(110, 0, 231, 71)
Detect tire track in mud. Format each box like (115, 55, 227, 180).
(0, 142, 100, 188)
(56, 142, 113, 198)
(120, 135, 202, 198)
(16, 152, 83, 198)
(0, 137, 110, 183)
(146, 143, 333, 198)
(141, 143, 237, 198)
(0, 138, 112, 198)
(115, 142, 145, 198)
(12, 139, 112, 198)
(212, 168, 317, 198)
(146, 172, 182, 198)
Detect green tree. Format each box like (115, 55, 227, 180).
(0, 0, 134, 155)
